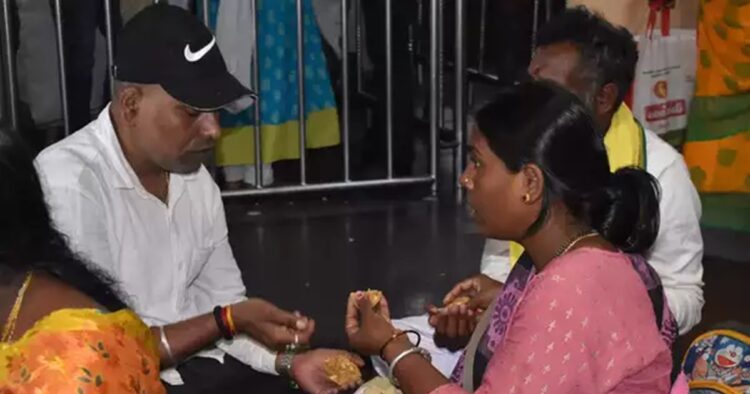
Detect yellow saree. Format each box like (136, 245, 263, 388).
(0, 309, 164, 394)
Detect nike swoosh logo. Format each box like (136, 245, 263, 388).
(184, 37, 216, 63)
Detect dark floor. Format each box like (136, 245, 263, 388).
(227, 198, 483, 348)
(225, 197, 481, 392)
(225, 195, 750, 393)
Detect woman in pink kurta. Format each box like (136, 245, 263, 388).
(344, 81, 676, 393)
(436, 248, 675, 393)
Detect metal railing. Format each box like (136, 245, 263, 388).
(221, 0, 439, 197)
(0, 0, 17, 131)
(454, 0, 467, 204)
(53, 0, 70, 136)
(0, 0, 554, 202)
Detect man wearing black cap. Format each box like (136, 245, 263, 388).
(36, 4, 361, 393)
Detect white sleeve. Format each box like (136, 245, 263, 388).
(648, 157, 705, 335)
(480, 239, 512, 283)
(216, 336, 278, 375)
(191, 190, 278, 375)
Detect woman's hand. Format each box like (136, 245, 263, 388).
(427, 304, 481, 346)
(292, 349, 364, 394)
(232, 298, 315, 351)
(427, 274, 501, 346)
(345, 291, 398, 356)
(442, 274, 502, 311)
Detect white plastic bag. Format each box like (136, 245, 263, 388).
(631, 8, 696, 135)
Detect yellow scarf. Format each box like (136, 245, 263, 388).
(509, 105, 646, 263)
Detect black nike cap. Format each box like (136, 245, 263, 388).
(113, 4, 255, 111)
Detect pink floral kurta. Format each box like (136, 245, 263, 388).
(434, 248, 674, 393)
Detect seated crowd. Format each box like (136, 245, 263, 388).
(1, 4, 705, 394)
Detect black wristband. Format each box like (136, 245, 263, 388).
(213, 306, 233, 340)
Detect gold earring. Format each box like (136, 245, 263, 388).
(522, 193, 531, 203)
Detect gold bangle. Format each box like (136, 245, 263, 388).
(225, 305, 237, 336)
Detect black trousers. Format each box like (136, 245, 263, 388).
(164, 355, 296, 394)
(54, 0, 122, 131)
(360, 0, 417, 177)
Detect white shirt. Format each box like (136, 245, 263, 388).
(35, 107, 277, 385)
(481, 129, 705, 335)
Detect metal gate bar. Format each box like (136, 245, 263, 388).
(454, 0, 466, 203)
(222, 0, 443, 198)
(1, 0, 17, 130)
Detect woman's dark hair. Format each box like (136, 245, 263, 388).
(0, 128, 126, 311)
(474, 81, 660, 253)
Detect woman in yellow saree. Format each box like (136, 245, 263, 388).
(683, 0, 750, 233)
(0, 129, 164, 393)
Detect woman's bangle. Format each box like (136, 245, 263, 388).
(159, 325, 176, 365)
(388, 347, 432, 387)
(379, 330, 421, 360)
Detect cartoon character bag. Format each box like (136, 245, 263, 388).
(682, 323, 750, 393)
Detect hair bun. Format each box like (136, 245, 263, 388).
(585, 167, 661, 253)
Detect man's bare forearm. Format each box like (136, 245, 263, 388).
(151, 312, 223, 369)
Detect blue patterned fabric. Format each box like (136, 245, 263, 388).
(204, 0, 338, 128)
